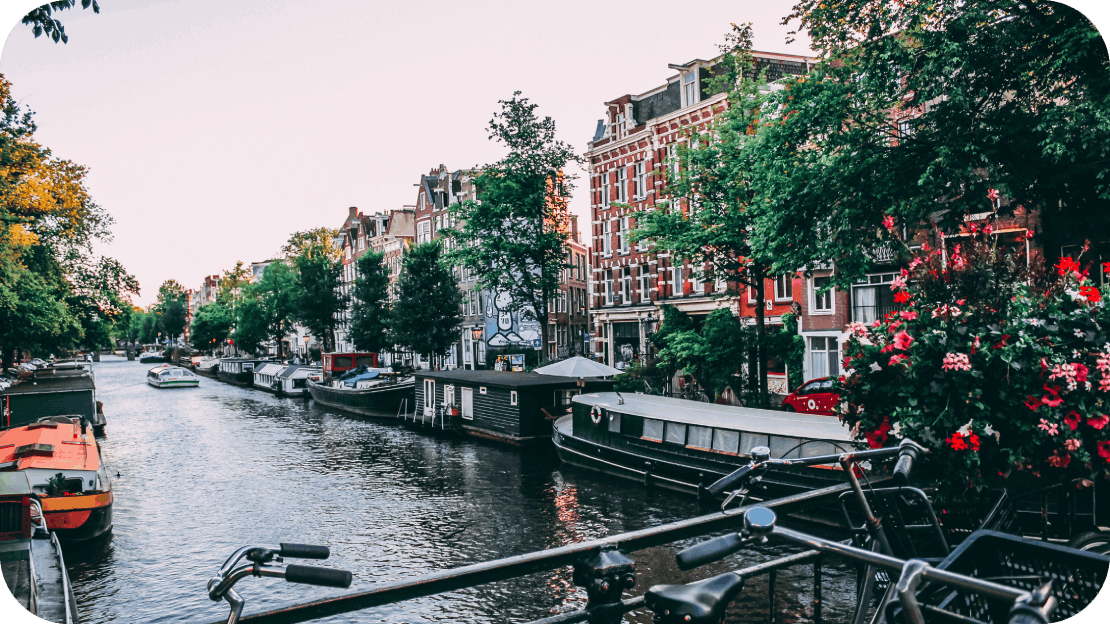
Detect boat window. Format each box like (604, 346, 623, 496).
(741, 432, 770, 455)
(334, 356, 354, 368)
(424, 379, 435, 409)
(293, 379, 307, 389)
(555, 390, 576, 409)
(770, 436, 804, 459)
(664, 422, 687, 445)
(510, 391, 518, 406)
(607, 412, 621, 433)
(642, 419, 664, 442)
(170, 369, 183, 376)
(798, 441, 839, 458)
(712, 429, 740, 454)
(687, 426, 712, 450)
(243, 363, 255, 372)
(355, 356, 376, 367)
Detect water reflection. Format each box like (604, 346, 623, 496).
(57, 357, 854, 623)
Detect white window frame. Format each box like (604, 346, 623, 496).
(671, 265, 683, 295)
(634, 162, 646, 199)
(774, 274, 794, 302)
(682, 71, 699, 107)
(619, 217, 630, 254)
(510, 390, 518, 406)
(616, 167, 628, 203)
(810, 275, 835, 315)
(600, 172, 610, 207)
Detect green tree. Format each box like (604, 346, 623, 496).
(22, 1, 100, 45)
(446, 92, 580, 360)
(232, 285, 268, 355)
(189, 303, 233, 353)
(139, 310, 160, 344)
(349, 251, 391, 353)
(753, 0, 1110, 281)
(391, 242, 462, 366)
(632, 24, 777, 406)
(155, 279, 188, 342)
(218, 261, 252, 308)
(257, 261, 299, 359)
(281, 228, 343, 263)
(287, 229, 346, 352)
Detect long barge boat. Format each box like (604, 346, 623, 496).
(1, 364, 106, 434)
(216, 358, 273, 386)
(306, 375, 415, 418)
(554, 392, 857, 504)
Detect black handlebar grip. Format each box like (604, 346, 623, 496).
(706, 465, 754, 497)
(284, 565, 353, 588)
(892, 446, 919, 484)
(676, 533, 745, 570)
(279, 543, 330, 559)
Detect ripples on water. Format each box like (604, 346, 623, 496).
(57, 357, 857, 623)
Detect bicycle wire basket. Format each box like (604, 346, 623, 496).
(890, 529, 1109, 623)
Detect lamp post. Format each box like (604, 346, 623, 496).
(303, 335, 310, 359)
(640, 313, 658, 364)
(471, 328, 483, 371)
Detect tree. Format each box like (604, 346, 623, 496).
(189, 303, 233, 353)
(391, 242, 462, 366)
(446, 93, 580, 360)
(22, 1, 100, 45)
(155, 279, 188, 342)
(257, 261, 299, 359)
(752, 0, 1110, 282)
(233, 285, 269, 355)
(349, 251, 391, 353)
(218, 261, 252, 308)
(631, 24, 778, 406)
(287, 229, 346, 352)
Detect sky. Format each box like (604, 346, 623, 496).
(0, 1, 1107, 307)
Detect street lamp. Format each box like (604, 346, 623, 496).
(640, 313, 658, 365)
(471, 328, 483, 370)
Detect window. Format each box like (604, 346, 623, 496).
(712, 429, 740, 454)
(634, 162, 646, 199)
(851, 273, 898, 323)
(600, 172, 610, 207)
(687, 426, 712, 450)
(619, 217, 630, 254)
(601, 225, 612, 255)
(444, 385, 455, 407)
(664, 422, 687, 445)
(423, 379, 435, 409)
(617, 167, 627, 203)
(461, 387, 474, 420)
(810, 336, 840, 379)
(510, 391, 518, 406)
(667, 143, 680, 177)
(897, 119, 913, 139)
(671, 265, 683, 295)
(605, 270, 614, 305)
(774, 274, 794, 301)
(643, 418, 664, 442)
(639, 272, 650, 296)
(812, 276, 834, 313)
(683, 72, 698, 107)
(607, 411, 621, 433)
(621, 267, 632, 302)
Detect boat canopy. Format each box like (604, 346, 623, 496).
(573, 392, 851, 441)
(336, 366, 390, 387)
(254, 363, 286, 377)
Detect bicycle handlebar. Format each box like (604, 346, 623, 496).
(677, 533, 749, 570)
(280, 543, 330, 560)
(706, 465, 754, 497)
(893, 439, 925, 484)
(285, 564, 352, 588)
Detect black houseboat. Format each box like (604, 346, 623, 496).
(216, 358, 272, 386)
(554, 392, 856, 501)
(413, 370, 614, 445)
(0, 365, 106, 433)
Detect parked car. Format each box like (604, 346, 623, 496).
(781, 377, 839, 415)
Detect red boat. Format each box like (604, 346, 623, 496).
(0, 417, 112, 543)
(321, 353, 379, 380)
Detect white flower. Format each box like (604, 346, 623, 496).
(891, 421, 903, 437)
(858, 337, 873, 346)
(870, 362, 882, 372)
(983, 423, 1000, 442)
(957, 419, 974, 436)
(1075, 328, 1085, 338)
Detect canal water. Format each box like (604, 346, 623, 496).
(59, 357, 858, 623)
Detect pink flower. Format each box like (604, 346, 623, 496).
(941, 352, 971, 372)
(890, 354, 910, 367)
(871, 320, 882, 328)
(1047, 451, 1071, 468)
(1038, 419, 1060, 436)
(1087, 414, 1109, 430)
(893, 330, 913, 351)
(983, 224, 993, 236)
(1065, 439, 1081, 451)
(900, 310, 918, 320)
(891, 275, 907, 290)
(908, 256, 924, 271)
(882, 215, 895, 230)
(987, 188, 1000, 201)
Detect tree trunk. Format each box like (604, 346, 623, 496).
(2, 346, 12, 371)
(753, 264, 769, 409)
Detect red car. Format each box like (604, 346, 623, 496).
(781, 377, 839, 415)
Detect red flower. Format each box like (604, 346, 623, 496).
(1047, 451, 1071, 468)
(1079, 286, 1101, 303)
(947, 432, 968, 451)
(1024, 395, 1042, 411)
(1056, 257, 1081, 276)
(987, 188, 1000, 201)
(1065, 411, 1082, 431)
(1087, 414, 1109, 430)
(865, 418, 892, 449)
(893, 291, 911, 304)
(1098, 440, 1110, 462)
(893, 330, 913, 351)
(966, 433, 981, 451)
(1075, 363, 1089, 384)
(1041, 385, 1063, 408)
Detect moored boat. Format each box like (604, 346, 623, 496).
(0, 472, 79, 623)
(307, 370, 415, 417)
(0, 365, 106, 433)
(138, 347, 166, 364)
(0, 417, 113, 543)
(253, 364, 318, 397)
(554, 392, 856, 503)
(216, 358, 272, 386)
(146, 364, 200, 388)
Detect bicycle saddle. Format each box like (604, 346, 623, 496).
(646, 571, 745, 624)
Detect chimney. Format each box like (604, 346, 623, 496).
(571, 215, 579, 243)
(348, 206, 358, 220)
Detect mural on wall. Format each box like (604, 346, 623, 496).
(484, 291, 541, 350)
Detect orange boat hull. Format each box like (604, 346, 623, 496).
(42, 490, 113, 542)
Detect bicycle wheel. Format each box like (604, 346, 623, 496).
(1068, 531, 1110, 556)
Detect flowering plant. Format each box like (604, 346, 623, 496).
(837, 220, 1110, 498)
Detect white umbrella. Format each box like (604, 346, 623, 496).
(534, 356, 623, 378)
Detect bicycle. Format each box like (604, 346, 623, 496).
(207, 543, 353, 624)
(644, 505, 1081, 624)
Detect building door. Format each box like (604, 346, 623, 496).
(461, 387, 474, 420)
(423, 379, 435, 415)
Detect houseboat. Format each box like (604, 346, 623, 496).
(321, 352, 380, 380)
(0, 417, 113, 542)
(253, 364, 317, 397)
(413, 370, 614, 445)
(138, 346, 166, 363)
(146, 364, 200, 388)
(216, 358, 273, 386)
(0, 472, 79, 623)
(553, 392, 856, 502)
(307, 367, 414, 417)
(192, 356, 219, 378)
(1, 366, 106, 433)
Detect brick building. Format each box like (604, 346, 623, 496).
(585, 52, 813, 382)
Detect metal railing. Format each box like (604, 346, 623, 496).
(205, 478, 877, 624)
